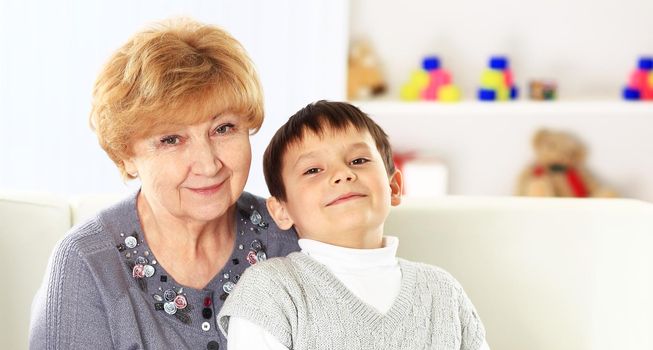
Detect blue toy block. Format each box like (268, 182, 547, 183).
(422, 56, 441, 71)
(623, 87, 641, 100)
(489, 56, 508, 70)
(510, 86, 519, 100)
(638, 57, 653, 70)
(478, 88, 497, 101)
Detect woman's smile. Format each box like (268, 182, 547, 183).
(187, 180, 225, 196)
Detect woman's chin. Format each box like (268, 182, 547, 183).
(191, 200, 233, 221)
(175, 194, 230, 222)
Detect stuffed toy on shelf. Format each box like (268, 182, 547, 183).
(347, 40, 387, 100)
(517, 128, 617, 198)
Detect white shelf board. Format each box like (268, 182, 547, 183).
(350, 99, 653, 202)
(353, 100, 653, 118)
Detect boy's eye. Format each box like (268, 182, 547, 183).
(303, 168, 321, 175)
(214, 123, 235, 134)
(160, 135, 181, 145)
(351, 158, 370, 165)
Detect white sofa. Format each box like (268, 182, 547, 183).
(2, 191, 652, 349)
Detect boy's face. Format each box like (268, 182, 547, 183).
(266, 125, 402, 249)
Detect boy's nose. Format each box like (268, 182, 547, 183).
(334, 176, 354, 184)
(332, 168, 357, 184)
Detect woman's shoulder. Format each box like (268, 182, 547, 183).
(59, 191, 138, 259)
(236, 191, 272, 226)
(237, 191, 300, 256)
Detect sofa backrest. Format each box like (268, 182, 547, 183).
(4, 192, 652, 350)
(0, 192, 72, 350)
(386, 196, 653, 350)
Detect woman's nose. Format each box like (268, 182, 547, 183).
(191, 140, 221, 176)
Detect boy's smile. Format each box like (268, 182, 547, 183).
(267, 125, 402, 249)
(326, 192, 367, 206)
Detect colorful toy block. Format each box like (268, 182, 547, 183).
(477, 56, 518, 102)
(622, 56, 653, 101)
(400, 56, 461, 102)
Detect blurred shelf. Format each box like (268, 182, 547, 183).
(352, 100, 653, 119)
(348, 99, 653, 201)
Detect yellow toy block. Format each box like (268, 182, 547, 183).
(497, 86, 510, 101)
(410, 70, 430, 88)
(437, 84, 461, 102)
(481, 69, 506, 89)
(400, 84, 421, 101)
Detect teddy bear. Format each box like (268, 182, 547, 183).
(517, 128, 617, 198)
(347, 40, 387, 100)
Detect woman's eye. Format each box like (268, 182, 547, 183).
(351, 158, 370, 165)
(214, 123, 235, 134)
(303, 168, 321, 175)
(160, 136, 181, 145)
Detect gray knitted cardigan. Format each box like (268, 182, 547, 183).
(218, 252, 486, 350)
(29, 190, 299, 350)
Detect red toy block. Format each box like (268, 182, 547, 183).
(629, 69, 649, 89)
(429, 69, 451, 87)
(504, 69, 514, 87)
(421, 84, 438, 100)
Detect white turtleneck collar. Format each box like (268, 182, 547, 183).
(298, 236, 399, 272)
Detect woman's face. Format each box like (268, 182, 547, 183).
(124, 113, 251, 223)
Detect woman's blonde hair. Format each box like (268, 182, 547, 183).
(90, 17, 263, 179)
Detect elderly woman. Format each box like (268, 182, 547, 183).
(29, 18, 299, 349)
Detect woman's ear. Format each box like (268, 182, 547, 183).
(389, 169, 403, 206)
(123, 158, 138, 178)
(266, 197, 294, 230)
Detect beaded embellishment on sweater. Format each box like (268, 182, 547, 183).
(117, 205, 269, 329)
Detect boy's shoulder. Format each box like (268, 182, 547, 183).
(398, 258, 464, 292)
(237, 252, 304, 286)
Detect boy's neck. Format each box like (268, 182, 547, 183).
(299, 230, 384, 249)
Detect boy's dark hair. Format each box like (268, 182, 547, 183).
(263, 100, 395, 201)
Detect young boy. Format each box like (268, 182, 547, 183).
(218, 101, 489, 350)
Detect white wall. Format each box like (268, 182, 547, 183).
(350, 0, 653, 99)
(0, 0, 348, 196)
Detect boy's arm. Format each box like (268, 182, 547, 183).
(457, 283, 488, 350)
(217, 260, 296, 348)
(227, 317, 289, 350)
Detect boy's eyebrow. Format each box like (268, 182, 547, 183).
(349, 142, 373, 151)
(293, 142, 374, 168)
(293, 150, 321, 169)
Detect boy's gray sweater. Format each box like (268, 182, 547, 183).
(218, 252, 486, 350)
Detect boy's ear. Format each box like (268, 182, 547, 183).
(266, 197, 295, 230)
(389, 169, 403, 206)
